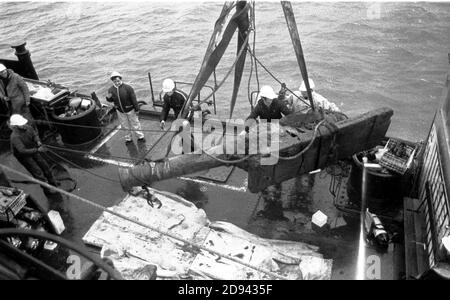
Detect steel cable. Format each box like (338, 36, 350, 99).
(0, 163, 289, 280)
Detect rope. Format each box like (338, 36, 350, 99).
(247, 28, 255, 110)
(196, 33, 250, 105)
(0, 163, 289, 280)
(202, 148, 251, 165)
(41, 152, 78, 192)
(247, 2, 257, 110)
(141, 128, 172, 161)
(252, 1, 260, 93)
(246, 47, 310, 107)
(278, 120, 326, 161)
(44, 144, 142, 164)
(45, 148, 121, 184)
(0, 113, 178, 133)
(248, 1, 260, 110)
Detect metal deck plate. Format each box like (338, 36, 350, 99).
(197, 166, 234, 183)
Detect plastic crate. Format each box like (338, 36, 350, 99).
(0, 188, 27, 222)
(379, 139, 416, 175)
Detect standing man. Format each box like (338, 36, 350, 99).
(160, 78, 186, 130)
(9, 114, 58, 194)
(0, 63, 33, 122)
(106, 71, 145, 143)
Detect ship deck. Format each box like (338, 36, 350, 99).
(0, 109, 404, 280)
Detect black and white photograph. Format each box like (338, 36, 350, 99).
(0, 0, 449, 283)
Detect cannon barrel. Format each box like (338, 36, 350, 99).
(119, 108, 394, 193)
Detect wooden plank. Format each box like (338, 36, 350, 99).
(413, 201, 429, 275)
(404, 197, 429, 279)
(404, 197, 418, 278)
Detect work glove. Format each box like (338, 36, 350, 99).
(37, 146, 47, 153)
(160, 120, 165, 130)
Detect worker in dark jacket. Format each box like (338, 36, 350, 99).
(160, 78, 186, 130)
(9, 114, 58, 194)
(244, 85, 290, 219)
(241, 85, 291, 135)
(247, 85, 292, 122)
(0, 168, 11, 187)
(0, 63, 33, 122)
(106, 71, 145, 143)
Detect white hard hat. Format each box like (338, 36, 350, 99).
(0, 64, 6, 72)
(162, 78, 175, 93)
(110, 71, 122, 80)
(257, 85, 278, 100)
(9, 114, 28, 126)
(299, 78, 315, 92)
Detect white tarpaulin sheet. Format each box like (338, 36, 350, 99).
(83, 187, 332, 280)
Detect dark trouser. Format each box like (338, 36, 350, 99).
(15, 153, 57, 186)
(0, 169, 11, 187)
(173, 107, 182, 119)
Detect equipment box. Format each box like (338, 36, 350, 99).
(0, 187, 27, 222)
(25, 78, 70, 107)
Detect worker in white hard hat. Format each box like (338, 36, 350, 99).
(246, 85, 291, 122)
(0, 63, 34, 122)
(243, 85, 291, 220)
(290, 78, 340, 113)
(238, 85, 291, 136)
(160, 78, 187, 130)
(9, 114, 58, 194)
(106, 71, 145, 143)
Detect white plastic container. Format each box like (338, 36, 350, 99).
(47, 210, 65, 234)
(312, 210, 328, 228)
(443, 236, 450, 254)
(80, 99, 91, 110)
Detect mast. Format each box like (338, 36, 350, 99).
(230, 1, 250, 118)
(281, 1, 315, 110)
(180, 1, 250, 119)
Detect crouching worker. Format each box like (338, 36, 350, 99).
(0, 63, 34, 122)
(290, 78, 341, 113)
(9, 114, 58, 194)
(160, 78, 187, 130)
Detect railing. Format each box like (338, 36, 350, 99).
(418, 123, 450, 268)
(147, 72, 217, 115)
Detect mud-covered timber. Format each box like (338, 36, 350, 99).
(119, 107, 393, 193)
